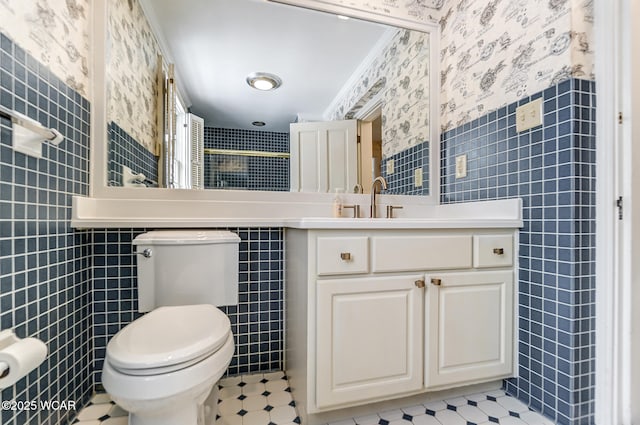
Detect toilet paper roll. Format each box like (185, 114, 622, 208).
(0, 336, 47, 389)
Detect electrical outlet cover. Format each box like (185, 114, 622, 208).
(455, 154, 467, 178)
(515, 98, 543, 132)
(386, 159, 394, 175)
(414, 168, 423, 187)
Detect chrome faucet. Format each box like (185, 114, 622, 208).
(370, 176, 388, 218)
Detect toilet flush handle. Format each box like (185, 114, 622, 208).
(134, 248, 153, 258)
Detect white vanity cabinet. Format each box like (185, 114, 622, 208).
(286, 228, 517, 422)
(424, 270, 514, 388)
(316, 275, 424, 408)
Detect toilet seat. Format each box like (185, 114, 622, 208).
(103, 332, 235, 403)
(107, 304, 231, 375)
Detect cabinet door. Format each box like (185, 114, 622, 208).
(316, 276, 424, 409)
(425, 271, 514, 388)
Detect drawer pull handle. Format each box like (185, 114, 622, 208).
(431, 278, 442, 286)
(493, 248, 505, 255)
(340, 252, 352, 261)
(415, 279, 425, 288)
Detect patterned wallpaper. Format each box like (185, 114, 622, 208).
(0, 0, 595, 143)
(0, 0, 90, 96)
(280, 0, 594, 140)
(327, 29, 431, 157)
(107, 0, 161, 153)
(438, 0, 594, 131)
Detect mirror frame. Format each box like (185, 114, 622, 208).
(89, 0, 440, 205)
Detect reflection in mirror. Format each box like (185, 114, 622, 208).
(106, 0, 431, 195)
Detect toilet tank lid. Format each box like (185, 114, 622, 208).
(133, 230, 240, 245)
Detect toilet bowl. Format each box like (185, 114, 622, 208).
(102, 304, 234, 425)
(101, 230, 240, 425)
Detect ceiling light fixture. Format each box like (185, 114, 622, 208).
(246, 72, 282, 91)
(337, 15, 350, 20)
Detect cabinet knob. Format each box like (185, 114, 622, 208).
(493, 248, 505, 255)
(340, 252, 352, 261)
(415, 279, 425, 288)
(430, 278, 442, 286)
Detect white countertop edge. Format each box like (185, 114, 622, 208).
(286, 218, 523, 229)
(71, 218, 289, 229)
(71, 196, 523, 229)
(71, 217, 523, 230)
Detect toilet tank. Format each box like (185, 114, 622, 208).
(132, 230, 240, 312)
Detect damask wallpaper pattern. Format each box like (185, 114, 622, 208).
(107, 0, 161, 153)
(0, 0, 595, 146)
(327, 29, 431, 157)
(438, 0, 594, 131)
(0, 0, 90, 95)
(323, 0, 594, 132)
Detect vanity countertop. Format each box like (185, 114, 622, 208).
(71, 197, 522, 229)
(287, 217, 522, 229)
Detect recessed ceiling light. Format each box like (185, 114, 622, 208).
(246, 72, 282, 91)
(252, 121, 266, 127)
(337, 15, 350, 20)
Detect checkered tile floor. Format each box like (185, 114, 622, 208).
(71, 371, 299, 425)
(72, 373, 554, 425)
(71, 392, 127, 425)
(216, 371, 300, 425)
(335, 390, 555, 425)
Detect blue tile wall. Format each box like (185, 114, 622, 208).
(381, 140, 430, 195)
(204, 127, 289, 191)
(91, 227, 284, 385)
(107, 121, 158, 187)
(440, 78, 596, 425)
(0, 33, 92, 425)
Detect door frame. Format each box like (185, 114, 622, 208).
(595, 1, 638, 423)
(356, 102, 383, 192)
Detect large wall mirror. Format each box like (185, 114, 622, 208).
(91, 0, 439, 201)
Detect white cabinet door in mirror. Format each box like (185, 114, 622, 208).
(290, 120, 357, 193)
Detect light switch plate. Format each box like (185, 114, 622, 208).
(386, 159, 395, 175)
(515, 98, 543, 132)
(414, 168, 423, 187)
(455, 154, 467, 178)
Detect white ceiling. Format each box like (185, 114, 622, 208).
(139, 0, 392, 132)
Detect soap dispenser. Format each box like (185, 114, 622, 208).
(332, 188, 344, 217)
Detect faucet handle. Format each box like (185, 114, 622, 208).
(342, 204, 360, 218)
(386, 205, 403, 218)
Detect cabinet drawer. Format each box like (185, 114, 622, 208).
(372, 235, 472, 272)
(317, 237, 369, 275)
(473, 235, 513, 268)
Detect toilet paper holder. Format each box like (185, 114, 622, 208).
(0, 331, 17, 380)
(0, 361, 9, 378)
(0, 330, 48, 389)
(0, 330, 20, 379)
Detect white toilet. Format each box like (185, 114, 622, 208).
(102, 230, 240, 425)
